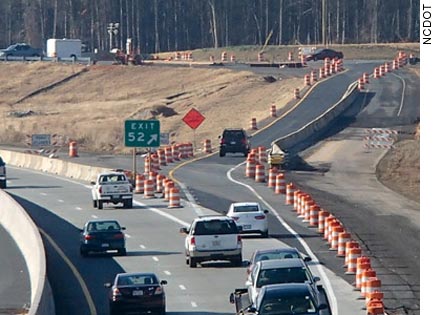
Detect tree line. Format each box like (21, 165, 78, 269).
(0, 0, 419, 54)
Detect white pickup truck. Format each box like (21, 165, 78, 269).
(91, 171, 133, 209)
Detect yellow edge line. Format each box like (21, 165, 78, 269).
(168, 68, 348, 183)
(39, 228, 97, 315)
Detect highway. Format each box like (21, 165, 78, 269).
(0, 59, 420, 315)
(5, 167, 363, 315)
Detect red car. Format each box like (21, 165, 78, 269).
(105, 272, 167, 315)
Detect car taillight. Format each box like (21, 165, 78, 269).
(237, 235, 242, 243)
(220, 138, 225, 144)
(98, 186, 102, 194)
(241, 138, 246, 144)
(113, 288, 121, 296)
(84, 235, 94, 240)
(113, 233, 124, 239)
(154, 286, 163, 295)
(232, 216, 240, 221)
(190, 237, 195, 245)
(254, 215, 266, 220)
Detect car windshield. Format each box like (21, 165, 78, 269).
(233, 205, 260, 212)
(255, 251, 300, 262)
(257, 267, 309, 287)
(100, 174, 126, 182)
(223, 130, 245, 140)
(259, 295, 317, 314)
(193, 220, 238, 235)
(87, 221, 121, 232)
(117, 274, 157, 286)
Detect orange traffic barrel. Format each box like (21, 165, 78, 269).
(69, 141, 78, 157)
(143, 179, 155, 199)
(255, 164, 266, 183)
(168, 187, 182, 208)
(134, 174, 145, 194)
(275, 173, 286, 194)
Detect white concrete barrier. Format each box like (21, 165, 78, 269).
(272, 81, 359, 155)
(0, 190, 55, 315)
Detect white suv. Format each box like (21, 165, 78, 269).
(180, 215, 243, 268)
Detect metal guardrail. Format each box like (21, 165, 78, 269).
(0, 55, 92, 65)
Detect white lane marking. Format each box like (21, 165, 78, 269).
(58, 199, 64, 203)
(133, 200, 190, 227)
(164, 270, 171, 275)
(227, 162, 339, 315)
(177, 181, 204, 216)
(76, 207, 82, 211)
(40, 192, 47, 196)
(191, 302, 197, 308)
(179, 285, 186, 290)
(391, 72, 407, 117)
(152, 256, 159, 262)
(140, 245, 146, 249)
(125, 234, 131, 238)
(91, 215, 98, 219)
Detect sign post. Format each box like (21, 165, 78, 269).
(124, 120, 161, 181)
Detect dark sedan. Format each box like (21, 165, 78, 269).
(246, 247, 312, 276)
(105, 272, 167, 315)
(0, 43, 44, 58)
(305, 48, 344, 61)
(79, 220, 126, 257)
(253, 283, 331, 315)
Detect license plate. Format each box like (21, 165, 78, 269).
(132, 290, 143, 296)
(101, 243, 110, 248)
(230, 141, 236, 145)
(113, 195, 120, 199)
(243, 225, 251, 229)
(212, 240, 221, 246)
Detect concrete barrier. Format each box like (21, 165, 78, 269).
(0, 150, 113, 315)
(272, 81, 359, 156)
(0, 190, 55, 315)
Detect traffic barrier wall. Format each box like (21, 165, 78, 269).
(0, 190, 55, 315)
(271, 80, 359, 158)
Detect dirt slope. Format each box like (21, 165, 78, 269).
(0, 43, 420, 203)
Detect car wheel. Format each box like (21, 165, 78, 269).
(232, 255, 243, 267)
(189, 257, 197, 268)
(219, 150, 225, 157)
(158, 306, 166, 315)
(118, 248, 127, 256)
(80, 247, 89, 257)
(185, 256, 189, 265)
(0, 180, 6, 189)
(109, 306, 120, 315)
(92, 200, 97, 208)
(97, 200, 103, 209)
(261, 230, 269, 238)
(244, 150, 248, 157)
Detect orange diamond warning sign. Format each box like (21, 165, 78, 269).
(182, 108, 205, 130)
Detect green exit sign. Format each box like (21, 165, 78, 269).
(124, 120, 160, 147)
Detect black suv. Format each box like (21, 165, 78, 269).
(219, 128, 251, 157)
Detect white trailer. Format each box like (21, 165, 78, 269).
(46, 38, 82, 59)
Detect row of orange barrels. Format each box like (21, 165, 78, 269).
(142, 143, 194, 173)
(358, 51, 411, 91)
(244, 149, 386, 315)
(133, 171, 182, 208)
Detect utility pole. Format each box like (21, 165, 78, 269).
(107, 22, 120, 51)
(322, 0, 327, 46)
